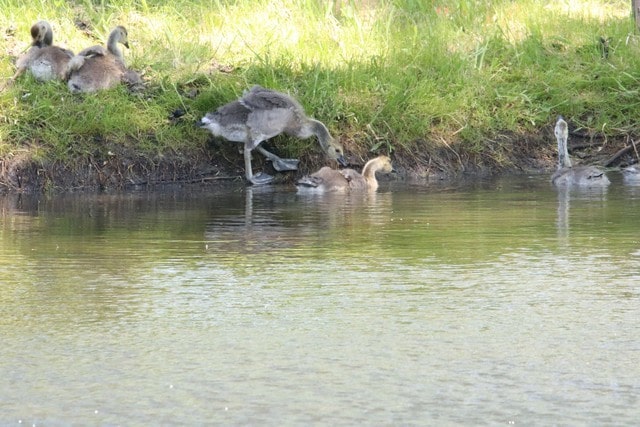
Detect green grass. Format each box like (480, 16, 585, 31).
(1, 0, 639, 180)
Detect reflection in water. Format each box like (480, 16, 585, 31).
(555, 185, 608, 242)
(204, 186, 393, 257)
(556, 186, 570, 241)
(204, 187, 309, 255)
(1, 178, 640, 425)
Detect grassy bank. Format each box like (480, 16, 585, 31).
(0, 0, 638, 191)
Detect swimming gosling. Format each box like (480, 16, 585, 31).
(622, 165, 640, 185)
(551, 116, 610, 187)
(4, 21, 74, 86)
(66, 26, 142, 93)
(198, 85, 348, 185)
(296, 155, 393, 193)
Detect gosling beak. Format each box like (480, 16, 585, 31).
(124, 42, 130, 49)
(197, 117, 212, 128)
(337, 155, 348, 167)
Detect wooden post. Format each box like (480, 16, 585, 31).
(633, 0, 640, 31)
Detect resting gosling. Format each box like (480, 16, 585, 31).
(5, 21, 74, 86)
(297, 155, 393, 193)
(198, 85, 348, 185)
(66, 26, 142, 93)
(551, 116, 610, 187)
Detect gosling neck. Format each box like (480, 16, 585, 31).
(362, 158, 382, 180)
(302, 119, 330, 147)
(107, 30, 125, 62)
(42, 23, 53, 47)
(363, 158, 385, 191)
(557, 133, 572, 169)
(305, 119, 347, 165)
(555, 117, 572, 170)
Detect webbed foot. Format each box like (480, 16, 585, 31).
(270, 158, 299, 172)
(255, 146, 299, 171)
(249, 172, 274, 185)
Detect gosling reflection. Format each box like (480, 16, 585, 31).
(556, 186, 570, 242)
(555, 185, 608, 243)
(204, 187, 393, 255)
(204, 187, 296, 254)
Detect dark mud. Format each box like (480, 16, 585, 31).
(0, 129, 633, 194)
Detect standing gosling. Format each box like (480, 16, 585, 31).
(198, 85, 347, 185)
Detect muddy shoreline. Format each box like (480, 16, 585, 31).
(0, 131, 631, 194)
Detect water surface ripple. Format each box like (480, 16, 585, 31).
(1, 175, 639, 424)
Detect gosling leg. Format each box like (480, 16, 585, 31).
(244, 145, 273, 185)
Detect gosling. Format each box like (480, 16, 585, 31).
(4, 21, 74, 86)
(198, 85, 348, 185)
(66, 26, 142, 93)
(296, 155, 393, 193)
(551, 116, 610, 187)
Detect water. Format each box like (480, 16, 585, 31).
(1, 175, 639, 425)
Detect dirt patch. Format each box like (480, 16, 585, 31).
(0, 144, 241, 193)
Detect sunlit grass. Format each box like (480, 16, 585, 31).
(0, 0, 638, 175)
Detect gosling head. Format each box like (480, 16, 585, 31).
(325, 138, 348, 167)
(377, 155, 394, 173)
(196, 113, 222, 135)
(554, 116, 568, 141)
(110, 26, 130, 49)
(30, 21, 53, 48)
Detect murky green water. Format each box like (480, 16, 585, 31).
(1, 175, 639, 425)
